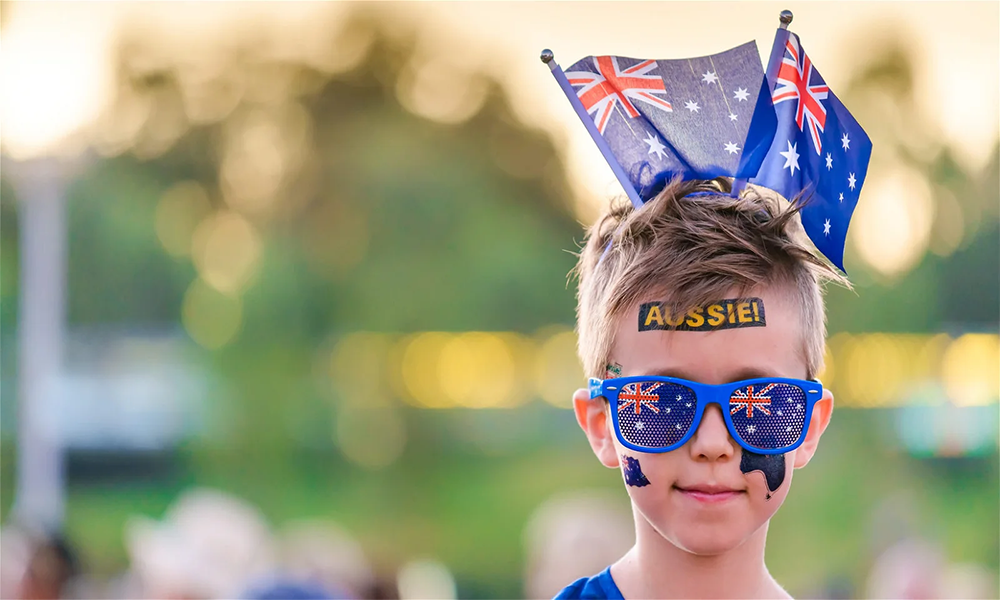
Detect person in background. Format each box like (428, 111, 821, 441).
(16, 532, 79, 600)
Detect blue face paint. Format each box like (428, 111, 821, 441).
(621, 455, 651, 487)
(740, 451, 785, 500)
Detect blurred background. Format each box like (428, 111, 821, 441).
(0, 1, 997, 598)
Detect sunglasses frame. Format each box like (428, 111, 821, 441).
(589, 375, 824, 455)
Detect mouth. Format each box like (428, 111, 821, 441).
(673, 484, 746, 504)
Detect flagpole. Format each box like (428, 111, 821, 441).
(731, 9, 793, 197)
(540, 49, 644, 208)
(766, 10, 794, 88)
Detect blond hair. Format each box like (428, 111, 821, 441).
(573, 178, 846, 380)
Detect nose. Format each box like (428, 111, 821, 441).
(688, 404, 736, 462)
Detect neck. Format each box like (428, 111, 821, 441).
(612, 513, 788, 599)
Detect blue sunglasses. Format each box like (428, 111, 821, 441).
(589, 376, 823, 455)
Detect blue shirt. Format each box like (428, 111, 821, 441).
(554, 567, 624, 600)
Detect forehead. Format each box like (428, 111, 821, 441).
(609, 287, 808, 383)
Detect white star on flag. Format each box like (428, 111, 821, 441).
(823, 219, 831, 236)
(685, 403, 692, 408)
(841, 133, 851, 150)
(684, 100, 700, 113)
(675, 395, 681, 401)
(724, 142, 740, 155)
(702, 71, 718, 84)
(839, 192, 844, 203)
(635, 421, 645, 430)
(665, 407, 671, 413)
(825, 153, 833, 170)
(643, 132, 667, 160)
(779, 140, 800, 176)
(728, 112, 738, 122)
(675, 423, 682, 430)
(848, 172, 857, 190)
(746, 425, 756, 433)
(733, 87, 750, 101)
(776, 410, 783, 416)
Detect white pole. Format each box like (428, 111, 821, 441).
(11, 157, 67, 531)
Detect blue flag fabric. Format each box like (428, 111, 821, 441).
(561, 42, 776, 201)
(750, 31, 873, 270)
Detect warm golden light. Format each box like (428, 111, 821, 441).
(0, 3, 113, 158)
(181, 278, 243, 349)
(852, 165, 934, 278)
(220, 106, 310, 215)
(942, 334, 1000, 407)
(191, 210, 263, 296)
(399, 332, 454, 408)
(155, 181, 213, 258)
(842, 334, 907, 407)
(396, 54, 488, 125)
(534, 327, 583, 409)
(438, 332, 517, 408)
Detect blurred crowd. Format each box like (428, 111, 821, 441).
(2, 486, 996, 600)
(1, 488, 408, 600)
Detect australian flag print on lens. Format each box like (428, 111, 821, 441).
(751, 31, 873, 271)
(564, 42, 776, 201)
(728, 383, 807, 450)
(617, 382, 697, 448)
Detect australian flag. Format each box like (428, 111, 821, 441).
(550, 31, 871, 271)
(557, 41, 777, 203)
(750, 31, 872, 270)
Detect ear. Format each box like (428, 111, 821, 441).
(793, 387, 834, 469)
(572, 388, 620, 469)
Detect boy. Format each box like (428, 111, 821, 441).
(557, 177, 843, 599)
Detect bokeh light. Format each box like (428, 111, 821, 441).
(852, 165, 935, 278)
(181, 278, 244, 349)
(396, 54, 489, 125)
(155, 181, 213, 258)
(191, 210, 263, 296)
(438, 332, 517, 408)
(220, 105, 311, 215)
(397, 558, 457, 600)
(0, 2, 114, 158)
(534, 327, 584, 409)
(399, 332, 454, 409)
(941, 334, 1000, 407)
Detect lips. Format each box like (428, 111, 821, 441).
(674, 484, 745, 504)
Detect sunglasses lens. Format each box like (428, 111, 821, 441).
(616, 381, 697, 449)
(728, 383, 807, 451)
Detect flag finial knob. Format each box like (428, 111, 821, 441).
(540, 49, 554, 64)
(779, 10, 793, 28)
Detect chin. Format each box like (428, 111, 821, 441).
(646, 510, 760, 556)
(668, 526, 749, 555)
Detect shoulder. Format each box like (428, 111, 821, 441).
(553, 567, 624, 600)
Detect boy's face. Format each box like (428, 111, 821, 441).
(573, 286, 833, 556)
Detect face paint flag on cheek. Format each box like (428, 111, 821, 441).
(740, 452, 785, 500)
(622, 455, 651, 487)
